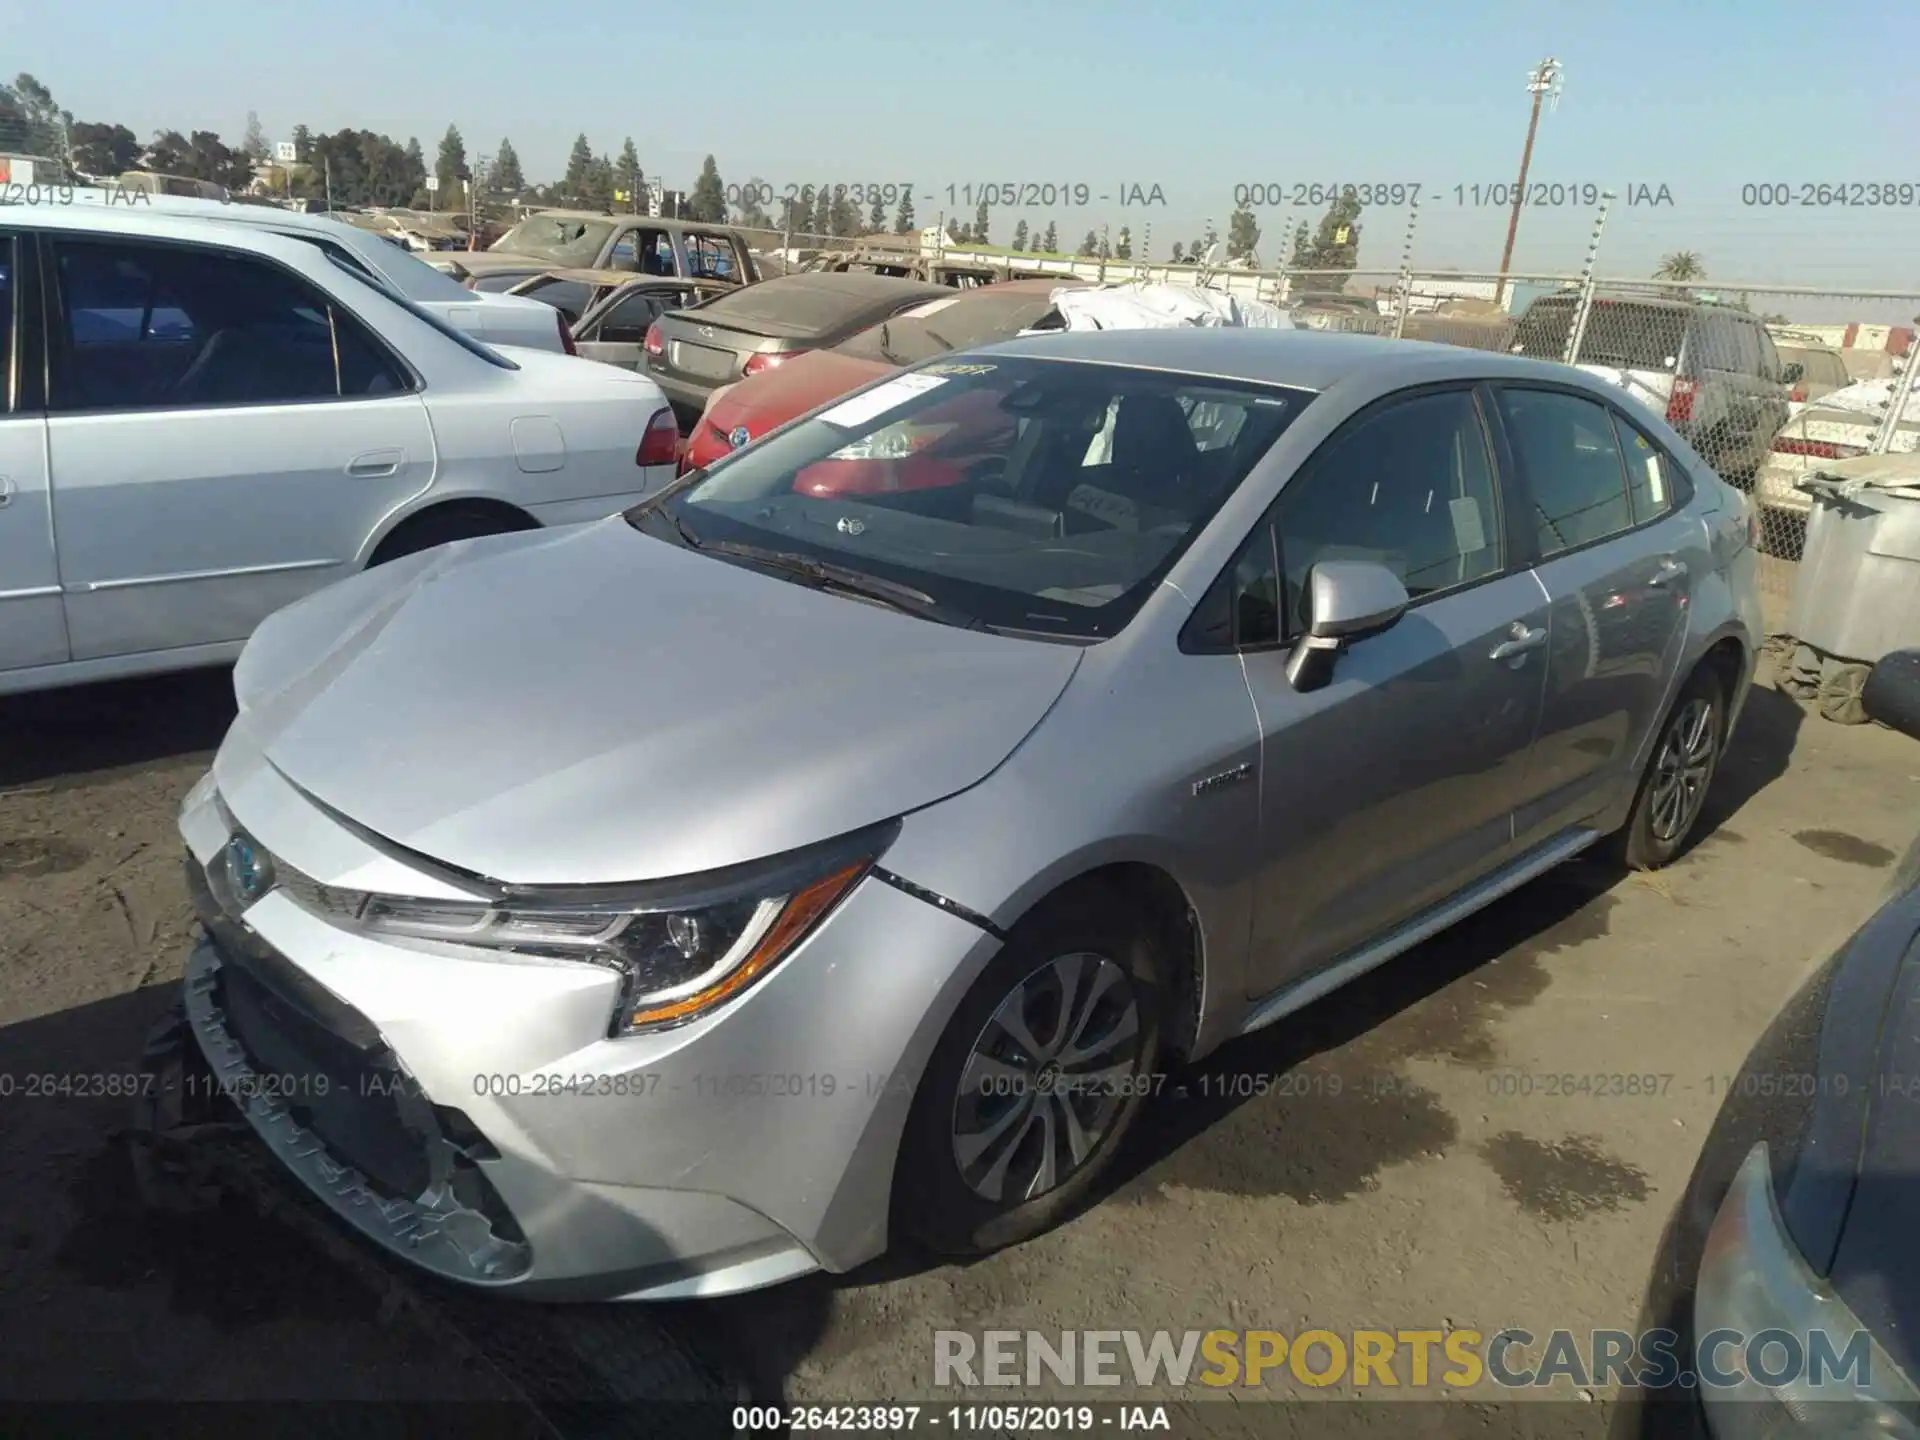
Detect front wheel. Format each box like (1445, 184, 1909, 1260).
(1617, 668, 1727, 870)
(894, 884, 1168, 1257)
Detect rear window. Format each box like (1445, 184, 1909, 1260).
(1514, 297, 1689, 371)
(516, 277, 595, 324)
(694, 277, 939, 339)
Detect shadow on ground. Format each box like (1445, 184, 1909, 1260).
(0, 668, 237, 791)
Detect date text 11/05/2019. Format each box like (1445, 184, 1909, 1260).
(725, 182, 1168, 211)
(1229, 182, 1676, 209)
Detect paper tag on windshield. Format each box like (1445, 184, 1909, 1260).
(818, 372, 949, 430)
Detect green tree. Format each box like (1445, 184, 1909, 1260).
(789, 185, 815, 235)
(973, 200, 990, 245)
(736, 176, 772, 229)
(614, 137, 643, 212)
(434, 124, 467, 203)
(687, 154, 727, 223)
(492, 138, 525, 195)
(1077, 230, 1099, 257)
(1226, 206, 1260, 262)
(0, 73, 67, 163)
(830, 188, 862, 237)
(1041, 221, 1058, 253)
(146, 128, 253, 191)
(1115, 226, 1132, 260)
(1012, 219, 1029, 251)
(1654, 250, 1705, 282)
(241, 110, 270, 163)
(868, 193, 886, 232)
(561, 133, 595, 203)
(67, 121, 140, 176)
(1291, 193, 1362, 277)
(812, 186, 835, 237)
(290, 123, 311, 159)
(583, 155, 615, 211)
(893, 190, 916, 234)
(1171, 241, 1185, 263)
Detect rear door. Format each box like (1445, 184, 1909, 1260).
(0, 231, 67, 674)
(1493, 385, 1705, 849)
(44, 234, 437, 660)
(575, 284, 687, 370)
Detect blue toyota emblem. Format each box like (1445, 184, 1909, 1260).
(225, 834, 271, 904)
(728, 426, 751, 449)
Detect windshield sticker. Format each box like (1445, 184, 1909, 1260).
(818, 372, 949, 430)
(920, 362, 998, 376)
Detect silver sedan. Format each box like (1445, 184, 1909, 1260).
(170, 329, 1764, 1299)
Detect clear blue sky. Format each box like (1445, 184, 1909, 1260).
(13, 0, 1920, 300)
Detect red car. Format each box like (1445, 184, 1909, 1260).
(683, 279, 1079, 491)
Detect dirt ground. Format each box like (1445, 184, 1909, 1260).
(2, 654, 1915, 1432)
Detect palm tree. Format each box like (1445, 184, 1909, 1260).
(1654, 251, 1705, 283)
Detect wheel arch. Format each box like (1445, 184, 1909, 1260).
(362, 495, 541, 567)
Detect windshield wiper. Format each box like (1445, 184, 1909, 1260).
(698, 539, 981, 628)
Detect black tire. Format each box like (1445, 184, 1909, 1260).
(1862, 648, 1920, 739)
(1615, 665, 1728, 871)
(894, 882, 1168, 1258)
(369, 507, 531, 566)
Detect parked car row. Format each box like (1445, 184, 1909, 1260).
(0, 200, 683, 695)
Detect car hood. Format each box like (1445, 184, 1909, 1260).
(704, 350, 895, 442)
(228, 518, 1082, 886)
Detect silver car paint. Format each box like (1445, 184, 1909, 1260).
(184, 330, 1760, 1298)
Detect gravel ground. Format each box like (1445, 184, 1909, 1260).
(2, 656, 1914, 1434)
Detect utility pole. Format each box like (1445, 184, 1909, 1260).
(1494, 56, 1562, 309)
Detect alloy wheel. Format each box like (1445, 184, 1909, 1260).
(1649, 696, 1717, 843)
(950, 952, 1142, 1204)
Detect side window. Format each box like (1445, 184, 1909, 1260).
(520, 278, 594, 324)
(608, 232, 640, 270)
(0, 236, 12, 406)
(1751, 324, 1780, 381)
(597, 291, 663, 344)
(1611, 414, 1682, 525)
(1275, 389, 1503, 635)
(1183, 523, 1281, 652)
(52, 239, 405, 412)
(1495, 388, 1635, 555)
(685, 234, 739, 280)
(1693, 314, 1740, 374)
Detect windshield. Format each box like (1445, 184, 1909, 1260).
(492, 215, 615, 265)
(638, 357, 1310, 640)
(316, 222, 474, 303)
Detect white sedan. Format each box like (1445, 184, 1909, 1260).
(0, 205, 681, 695)
(52, 188, 577, 354)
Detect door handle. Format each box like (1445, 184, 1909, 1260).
(347, 450, 404, 478)
(1648, 558, 1689, 587)
(1489, 622, 1548, 663)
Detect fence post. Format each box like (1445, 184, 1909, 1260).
(1871, 338, 1919, 455)
(1561, 190, 1616, 365)
(1390, 197, 1421, 340)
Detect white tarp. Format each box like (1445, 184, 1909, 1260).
(1043, 282, 1294, 333)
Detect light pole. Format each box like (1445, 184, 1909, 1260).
(1494, 56, 1562, 308)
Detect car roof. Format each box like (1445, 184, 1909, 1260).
(969, 327, 1629, 392)
(515, 210, 728, 228)
(0, 202, 350, 271)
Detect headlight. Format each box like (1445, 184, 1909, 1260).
(1694, 1143, 1919, 1437)
(241, 820, 897, 1036)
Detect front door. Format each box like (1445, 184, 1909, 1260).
(1489, 386, 1703, 848)
(44, 234, 437, 661)
(1241, 386, 1551, 996)
(575, 285, 683, 371)
(0, 232, 67, 674)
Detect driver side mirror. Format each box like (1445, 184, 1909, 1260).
(1284, 560, 1411, 693)
(1780, 362, 1805, 386)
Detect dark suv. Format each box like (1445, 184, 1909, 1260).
(1514, 293, 1791, 484)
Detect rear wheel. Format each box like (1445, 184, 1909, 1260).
(895, 884, 1167, 1257)
(1616, 667, 1727, 870)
